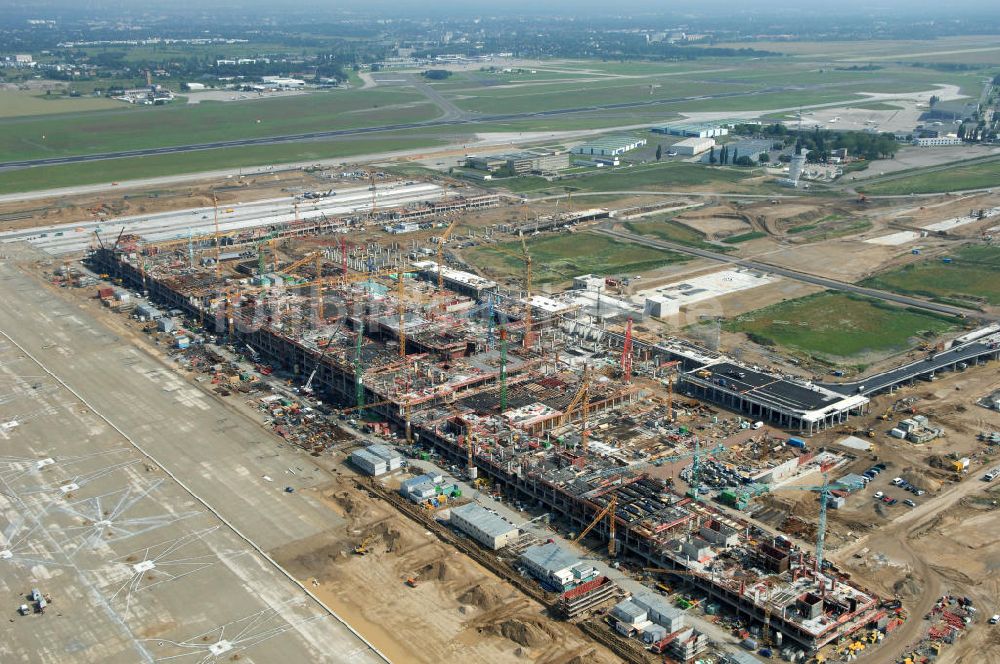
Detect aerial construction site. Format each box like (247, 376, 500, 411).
(2, 160, 999, 664)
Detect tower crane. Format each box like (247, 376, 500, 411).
(621, 317, 634, 384)
(302, 318, 345, 395)
(559, 365, 591, 453)
(498, 327, 508, 413)
(519, 234, 533, 349)
(483, 240, 534, 349)
(574, 494, 618, 557)
(436, 219, 459, 311)
(754, 473, 847, 573)
(212, 193, 221, 279)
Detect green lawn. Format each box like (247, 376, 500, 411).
(466, 232, 690, 284)
(860, 245, 1000, 307)
(858, 160, 1000, 195)
(725, 292, 960, 359)
(0, 90, 122, 118)
(624, 216, 736, 252)
(0, 88, 438, 162)
(0, 133, 450, 195)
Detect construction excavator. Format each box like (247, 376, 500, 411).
(354, 535, 375, 555)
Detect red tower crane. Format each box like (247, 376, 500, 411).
(621, 317, 634, 384)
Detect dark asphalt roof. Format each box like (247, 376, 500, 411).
(696, 362, 840, 412)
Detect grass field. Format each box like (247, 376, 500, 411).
(624, 215, 736, 252)
(724, 292, 960, 359)
(0, 90, 122, 118)
(0, 133, 449, 195)
(860, 245, 1000, 307)
(466, 232, 690, 284)
(0, 88, 438, 162)
(722, 231, 768, 244)
(450, 77, 719, 114)
(858, 160, 1000, 195)
(701, 36, 1000, 63)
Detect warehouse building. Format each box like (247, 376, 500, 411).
(350, 444, 404, 476)
(913, 136, 963, 147)
(399, 471, 444, 500)
(572, 136, 647, 157)
(632, 592, 686, 632)
(449, 503, 520, 550)
(520, 541, 599, 591)
(672, 137, 716, 156)
(464, 149, 569, 174)
(651, 122, 729, 138)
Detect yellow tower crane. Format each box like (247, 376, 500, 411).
(519, 234, 533, 349)
(575, 494, 617, 558)
(559, 365, 591, 453)
(437, 219, 459, 312)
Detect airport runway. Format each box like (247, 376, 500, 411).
(0, 84, 812, 171)
(0, 181, 444, 255)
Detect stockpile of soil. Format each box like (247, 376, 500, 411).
(893, 574, 923, 599)
(365, 521, 403, 553)
(418, 560, 455, 582)
(494, 617, 558, 648)
(459, 583, 509, 610)
(565, 651, 606, 664)
(902, 471, 943, 492)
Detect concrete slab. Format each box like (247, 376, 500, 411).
(0, 249, 385, 664)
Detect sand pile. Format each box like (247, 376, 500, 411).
(418, 560, 456, 582)
(495, 617, 558, 648)
(458, 583, 509, 610)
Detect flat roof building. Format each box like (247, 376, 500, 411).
(520, 541, 598, 591)
(449, 503, 519, 550)
(672, 137, 716, 156)
(651, 122, 729, 138)
(572, 136, 647, 157)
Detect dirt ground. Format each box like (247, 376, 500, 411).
(271, 475, 618, 664)
(804, 364, 1000, 664)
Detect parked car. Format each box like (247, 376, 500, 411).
(903, 499, 916, 507)
(874, 491, 884, 499)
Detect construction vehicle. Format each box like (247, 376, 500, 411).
(354, 535, 374, 555)
(405, 577, 419, 588)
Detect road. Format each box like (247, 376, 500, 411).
(0, 181, 444, 255)
(0, 83, 858, 172)
(822, 334, 1000, 395)
(594, 225, 997, 321)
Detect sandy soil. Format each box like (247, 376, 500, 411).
(271, 475, 618, 664)
(817, 366, 1000, 664)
